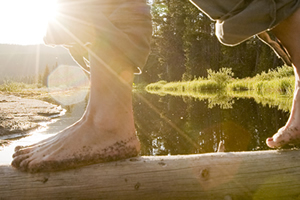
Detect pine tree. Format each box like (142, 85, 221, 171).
(42, 65, 50, 86)
(144, 1, 284, 83)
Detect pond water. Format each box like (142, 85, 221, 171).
(134, 92, 291, 156)
(0, 90, 292, 164)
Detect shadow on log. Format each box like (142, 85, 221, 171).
(1, 150, 300, 200)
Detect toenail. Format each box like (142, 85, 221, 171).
(267, 138, 273, 142)
(15, 146, 23, 152)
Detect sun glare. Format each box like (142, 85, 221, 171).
(0, 0, 58, 45)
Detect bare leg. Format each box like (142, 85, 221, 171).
(11, 45, 140, 172)
(257, 32, 292, 66)
(266, 8, 300, 148)
(67, 44, 90, 74)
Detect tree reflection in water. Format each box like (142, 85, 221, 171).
(133, 91, 291, 156)
(0, 90, 292, 158)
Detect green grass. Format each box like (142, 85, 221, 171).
(146, 79, 223, 93)
(227, 76, 294, 95)
(145, 65, 295, 111)
(0, 81, 48, 100)
(146, 65, 295, 96)
(0, 81, 39, 92)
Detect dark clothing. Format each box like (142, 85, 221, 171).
(44, 0, 152, 72)
(190, 0, 300, 45)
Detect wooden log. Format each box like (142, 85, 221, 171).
(1, 150, 300, 200)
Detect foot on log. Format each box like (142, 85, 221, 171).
(11, 111, 140, 173)
(267, 8, 300, 148)
(266, 127, 300, 148)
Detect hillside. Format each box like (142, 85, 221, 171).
(0, 44, 77, 82)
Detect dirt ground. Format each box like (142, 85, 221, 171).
(0, 93, 63, 138)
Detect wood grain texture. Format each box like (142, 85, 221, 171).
(1, 150, 300, 200)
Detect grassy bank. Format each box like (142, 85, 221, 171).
(146, 65, 295, 96)
(0, 81, 51, 101)
(0, 81, 43, 92)
(0, 81, 90, 105)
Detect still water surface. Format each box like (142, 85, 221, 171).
(0, 91, 292, 164)
(135, 92, 290, 156)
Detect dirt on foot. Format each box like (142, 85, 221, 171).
(0, 93, 63, 137)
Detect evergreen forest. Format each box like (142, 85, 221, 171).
(136, 0, 285, 84)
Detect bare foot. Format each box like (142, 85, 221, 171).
(11, 46, 140, 172)
(266, 86, 300, 148)
(266, 8, 300, 148)
(12, 115, 140, 172)
(266, 127, 300, 148)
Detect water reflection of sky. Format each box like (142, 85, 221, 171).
(0, 91, 292, 164)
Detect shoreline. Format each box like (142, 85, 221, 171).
(0, 93, 63, 143)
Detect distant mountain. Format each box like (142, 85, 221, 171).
(0, 44, 77, 83)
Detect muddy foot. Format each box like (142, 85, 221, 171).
(12, 139, 139, 173)
(266, 126, 300, 148)
(11, 118, 140, 172)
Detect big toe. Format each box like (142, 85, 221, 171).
(13, 148, 32, 158)
(11, 154, 30, 169)
(14, 145, 25, 152)
(266, 137, 280, 148)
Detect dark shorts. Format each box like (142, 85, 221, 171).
(190, 0, 300, 45)
(44, 0, 152, 71)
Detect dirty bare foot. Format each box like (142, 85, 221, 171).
(266, 85, 300, 148)
(12, 115, 139, 172)
(11, 48, 140, 172)
(266, 8, 300, 148)
(266, 127, 300, 148)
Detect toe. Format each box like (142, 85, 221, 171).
(19, 158, 32, 172)
(13, 148, 33, 158)
(11, 154, 29, 168)
(266, 128, 287, 148)
(266, 137, 278, 148)
(14, 145, 25, 152)
(266, 135, 288, 148)
(28, 161, 50, 173)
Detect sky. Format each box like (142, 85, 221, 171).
(0, 0, 57, 45)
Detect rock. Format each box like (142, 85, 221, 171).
(0, 94, 63, 136)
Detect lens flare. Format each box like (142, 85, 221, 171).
(48, 65, 90, 105)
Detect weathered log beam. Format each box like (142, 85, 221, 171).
(1, 150, 300, 200)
